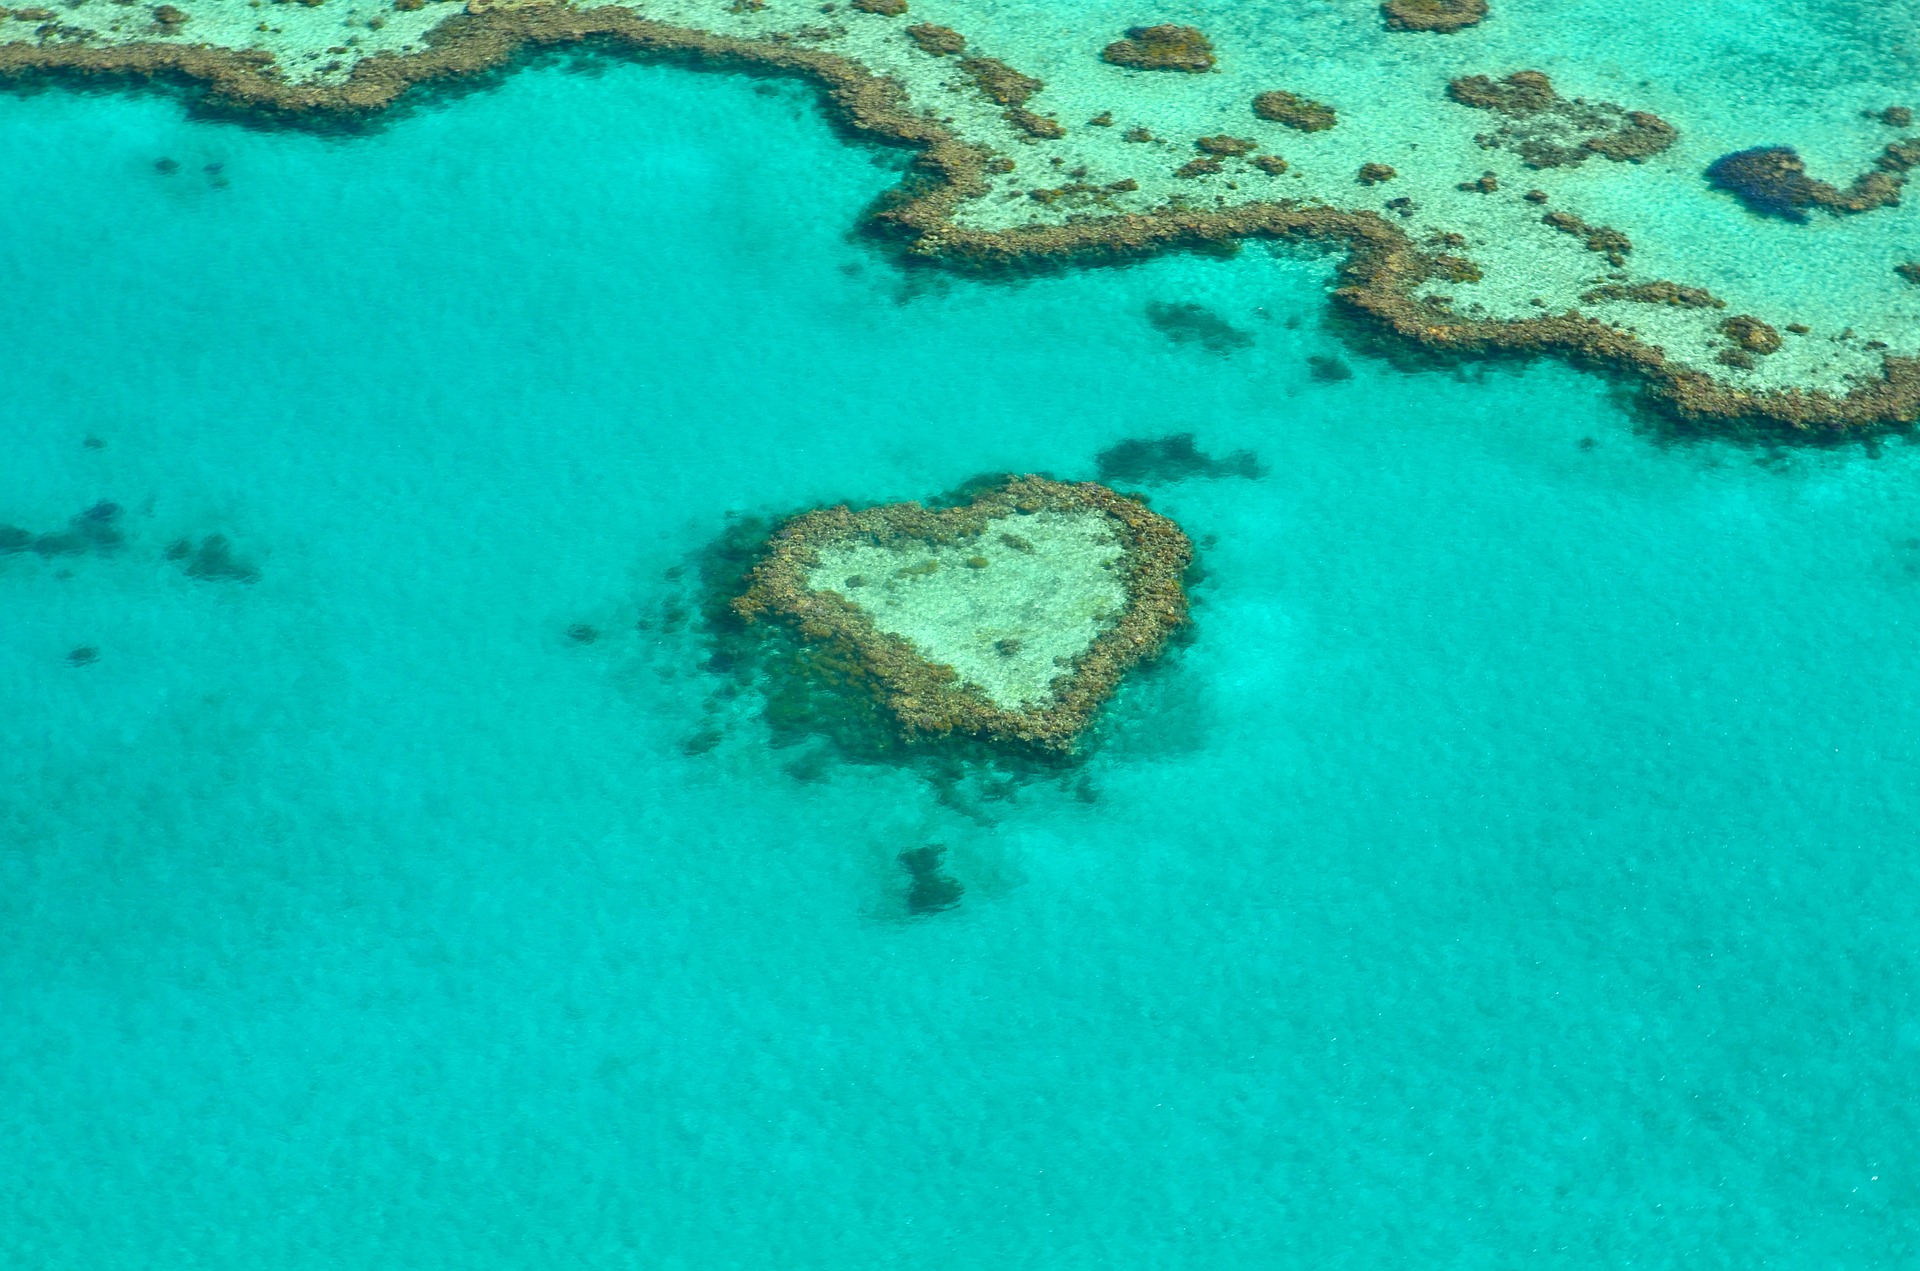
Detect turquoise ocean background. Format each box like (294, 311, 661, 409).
(4, 37, 1919, 1268)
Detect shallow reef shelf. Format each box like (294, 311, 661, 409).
(7, 0, 1920, 430)
(735, 476, 1191, 751)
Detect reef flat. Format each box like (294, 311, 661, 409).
(9, 0, 1920, 429)
(735, 476, 1190, 750)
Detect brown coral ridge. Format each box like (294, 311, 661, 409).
(1448, 71, 1675, 167)
(10, 10, 1920, 433)
(1704, 144, 1911, 222)
(1100, 25, 1215, 73)
(1382, 0, 1487, 33)
(733, 476, 1192, 751)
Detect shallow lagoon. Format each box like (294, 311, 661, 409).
(2, 50, 1918, 1268)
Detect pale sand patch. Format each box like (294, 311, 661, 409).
(806, 508, 1126, 710)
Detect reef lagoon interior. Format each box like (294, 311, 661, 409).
(4, 0, 1920, 1265)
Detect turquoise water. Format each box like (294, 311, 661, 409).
(3, 51, 1919, 1267)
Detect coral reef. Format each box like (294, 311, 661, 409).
(734, 476, 1191, 751)
(850, 0, 906, 13)
(1357, 162, 1396, 185)
(1382, 0, 1487, 33)
(1705, 145, 1907, 221)
(1448, 71, 1676, 167)
(1253, 90, 1336, 131)
(1100, 24, 1215, 73)
(1095, 432, 1264, 483)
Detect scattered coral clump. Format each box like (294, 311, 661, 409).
(1357, 162, 1397, 185)
(1448, 71, 1676, 167)
(1101, 25, 1215, 72)
(1542, 209, 1631, 264)
(1720, 314, 1782, 355)
(850, 0, 906, 14)
(959, 56, 1039, 106)
(1382, 0, 1487, 32)
(1705, 145, 1908, 221)
(1195, 134, 1257, 156)
(1580, 281, 1726, 309)
(1252, 90, 1336, 131)
(904, 22, 964, 55)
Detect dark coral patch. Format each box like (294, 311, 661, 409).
(1252, 90, 1336, 131)
(898, 845, 963, 914)
(1382, 0, 1487, 32)
(1143, 302, 1253, 354)
(1096, 433, 1264, 483)
(1101, 25, 1215, 72)
(167, 534, 261, 584)
(1705, 145, 1906, 221)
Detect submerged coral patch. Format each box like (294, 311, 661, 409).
(1095, 433, 1264, 483)
(735, 477, 1190, 751)
(1144, 301, 1253, 354)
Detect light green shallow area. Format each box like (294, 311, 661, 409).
(808, 508, 1126, 708)
(12, 0, 1920, 391)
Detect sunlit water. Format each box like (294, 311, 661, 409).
(2, 49, 1917, 1268)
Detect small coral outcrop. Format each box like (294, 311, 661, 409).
(1720, 314, 1783, 355)
(1101, 25, 1216, 72)
(1252, 90, 1336, 131)
(1382, 0, 1487, 32)
(904, 22, 965, 54)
